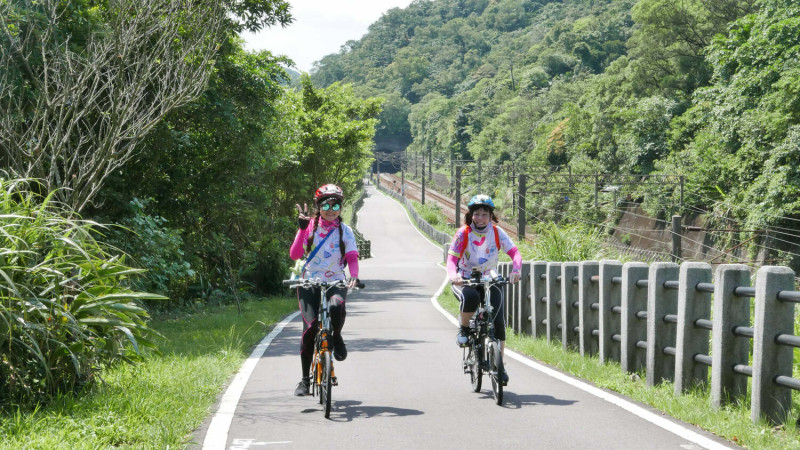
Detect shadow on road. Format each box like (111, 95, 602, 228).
(501, 391, 578, 409)
(313, 400, 424, 422)
(350, 279, 427, 302)
(348, 337, 428, 352)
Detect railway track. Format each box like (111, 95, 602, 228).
(377, 173, 522, 240)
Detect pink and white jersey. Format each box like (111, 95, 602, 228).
(448, 225, 515, 277)
(303, 223, 358, 282)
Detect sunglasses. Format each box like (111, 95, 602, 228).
(321, 203, 341, 211)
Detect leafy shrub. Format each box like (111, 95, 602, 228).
(0, 177, 166, 406)
(107, 198, 195, 304)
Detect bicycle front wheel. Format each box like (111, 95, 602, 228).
(312, 333, 324, 403)
(467, 343, 482, 392)
(488, 340, 504, 405)
(321, 351, 333, 418)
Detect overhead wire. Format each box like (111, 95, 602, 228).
(389, 164, 800, 265)
(678, 201, 800, 261)
(516, 188, 765, 264)
(606, 198, 800, 263)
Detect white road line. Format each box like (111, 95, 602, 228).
(203, 311, 301, 450)
(429, 275, 733, 450)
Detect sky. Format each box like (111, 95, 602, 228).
(241, 0, 414, 73)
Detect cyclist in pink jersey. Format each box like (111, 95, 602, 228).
(289, 184, 359, 396)
(447, 194, 522, 384)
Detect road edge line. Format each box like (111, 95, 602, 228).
(202, 311, 301, 449)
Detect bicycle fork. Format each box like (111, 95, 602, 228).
(316, 332, 338, 386)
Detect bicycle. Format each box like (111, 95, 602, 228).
(283, 277, 364, 418)
(460, 271, 508, 405)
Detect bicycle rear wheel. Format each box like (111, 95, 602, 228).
(321, 351, 333, 418)
(467, 343, 482, 392)
(488, 340, 504, 405)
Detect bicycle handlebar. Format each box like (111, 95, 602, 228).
(282, 278, 366, 290)
(459, 276, 509, 287)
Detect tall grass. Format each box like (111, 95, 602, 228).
(527, 221, 605, 261)
(0, 176, 165, 406)
(0, 296, 297, 448)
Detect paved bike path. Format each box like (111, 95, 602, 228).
(199, 184, 735, 449)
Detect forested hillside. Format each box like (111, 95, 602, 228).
(311, 0, 800, 269)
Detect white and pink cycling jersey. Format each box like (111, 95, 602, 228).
(448, 224, 515, 277)
(291, 219, 358, 282)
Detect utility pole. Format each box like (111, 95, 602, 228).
(671, 215, 682, 262)
(428, 147, 433, 183)
(401, 153, 405, 196)
(421, 161, 426, 205)
(477, 158, 482, 192)
(376, 153, 381, 188)
(518, 174, 527, 239)
(455, 165, 462, 228)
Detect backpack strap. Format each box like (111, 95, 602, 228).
(458, 225, 471, 258)
(493, 224, 500, 251)
(300, 228, 335, 276)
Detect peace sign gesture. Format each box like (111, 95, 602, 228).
(296, 203, 311, 229)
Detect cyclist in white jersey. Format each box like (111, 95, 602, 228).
(447, 194, 521, 384)
(289, 184, 359, 396)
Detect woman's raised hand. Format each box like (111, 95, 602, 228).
(296, 203, 310, 229)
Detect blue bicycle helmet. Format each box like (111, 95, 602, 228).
(467, 194, 495, 211)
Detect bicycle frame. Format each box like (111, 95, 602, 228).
(283, 278, 347, 417)
(460, 270, 508, 404)
(464, 274, 505, 355)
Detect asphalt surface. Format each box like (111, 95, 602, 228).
(197, 184, 735, 449)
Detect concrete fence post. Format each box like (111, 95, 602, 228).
(579, 261, 600, 357)
(531, 262, 548, 338)
(443, 244, 451, 265)
(500, 263, 511, 329)
(674, 262, 712, 394)
(561, 262, 580, 350)
(751, 266, 796, 424)
(621, 262, 649, 373)
(546, 262, 562, 343)
(510, 263, 519, 333)
(711, 265, 751, 408)
(599, 260, 622, 364)
(647, 262, 680, 387)
(509, 263, 518, 333)
(520, 262, 532, 334)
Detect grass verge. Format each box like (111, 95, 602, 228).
(437, 290, 800, 450)
(0, 296, 297, 449)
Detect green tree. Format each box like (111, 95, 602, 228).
(95, 46, 303, 298)
(0, 0, 227, 211)
(297, 75, 381, 196)
(627, 0, 755, 97)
